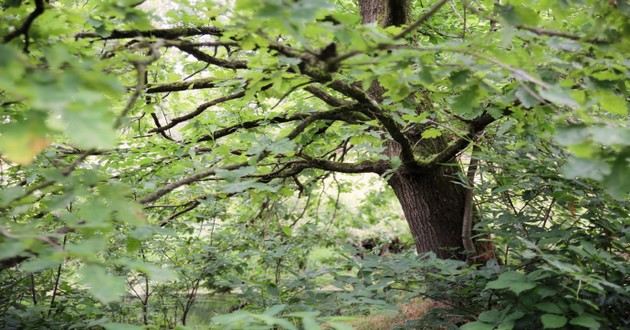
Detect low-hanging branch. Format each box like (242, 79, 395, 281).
(75, 26, 223, 40)
(175, 44, 248, 69)
(138, 162, 249, 204)
(2, 0, 45, 52)
(145, 77, 223, 94)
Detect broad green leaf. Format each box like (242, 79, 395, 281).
(595, 90, 628, 115)
(0, 114, 50, 165)
(216, 166, 257, 181)
(602, 152, 630, 199)
(263, 304, 287, 316)
(63, 108, 117, 149)
(486, 271, 536, 294)
(103, 323, 144, 330)
(569, 315, 601, 329)
(421, 128, 442, 139)
(80, 265, 126, 304)
(460, 321, 495, 330)
(328, 322, 353, 330)
(561, 158, 611, 181)
(452, 84, 482, 118)
(535, 302, 563, 314)
(496, 3, 540, 26)
(539, 87, 579, 109)
(541, 314, 567, 328)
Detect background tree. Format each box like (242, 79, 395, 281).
(1, 0, 628, 329)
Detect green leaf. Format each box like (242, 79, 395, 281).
(486, 271, 536, 294)
(536, 302, 563, 314)
(21, 258, 61, 273)
(328, 322, 353, 330)
(496, 3, 540, 26)
(539, 87, 579, 109)
(421, 128, 442, 139)
(0, 113, 51, 165)
(460, 321, 495, 330)
(215, 166, 257, 181)
(569, 315, 601, 329)
(103, 323, 144, 330)
(452, 84, 482, 118)
(515, 86, 540, 109)
(80, 265, 126, 304)
(595, 90, 628, 115)
(63, 108, 117, 149)
(263, 304, 286, 316)
(541, 314, 567, 329)
(602, 152, 630, 199)
(561, 158, 611, 181)
(478, 310, 501, 323)
(302, 316, 321, 330)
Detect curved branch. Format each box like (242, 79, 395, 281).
(295, 154, 390, 175)
(422, 112, 497, 167)
(75, 26, 223, 40)
(195, 114, 305, 143)
(394, 0, 449, 40)
(145, 77, 224, 93)
(304, 86, 347, 107)
(285, 104, 369, 140)
(149, 90, 246, 133)
(138, 162, 248, 204)
(2, 0, 45, 52)
(176, 45, 247, 69)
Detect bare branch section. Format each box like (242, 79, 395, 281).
(394, 0, 449, 40)
(145, 77, 222, 94)
(176, 45, 247, 69)
(304, 86, 348, 107)
(2, 0, 45, 52)
(194, 114, 307, 143)
(139, 153, 387, 205)
(138, 162, 248, 204)
(195, 104, 366, 144)
(463, 3, 610, 44)
(285, 104, 369, 140)
(294, 156, 390, 175)
(149, 90, 246, 133)
(75, 27, 222, 40)
(423, 112, 497, 167)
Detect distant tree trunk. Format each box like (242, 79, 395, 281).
(359, 0, 466, 259)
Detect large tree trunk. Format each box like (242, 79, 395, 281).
(359, 0, 467, 259)
(388, 168, 466, 259)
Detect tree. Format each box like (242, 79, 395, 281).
(1, 0, 628, 289)
(2, 1, 629, 328)
(358, 0, 470, 258)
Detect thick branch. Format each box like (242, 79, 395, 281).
(295, 155, 389, 175)
(304, 86, 347, 107)
(145, 77, 222, 93)
(138, 162, 247, 204)
(2, 0, 45, 52)
(75, 27, 222, 40)
(422, 112, 496, 167)
(285, 104, 369, 140)
(176, 45, 247, 69)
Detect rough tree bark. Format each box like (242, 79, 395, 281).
(360, 0, 467, 259)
